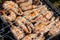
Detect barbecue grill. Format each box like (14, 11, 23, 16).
(0, 0, 60, 40)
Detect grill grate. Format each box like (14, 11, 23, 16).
(0, 0, 60, 40)
(0, 11, 60, 40)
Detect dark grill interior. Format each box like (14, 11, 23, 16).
(0, 16, 16, 40)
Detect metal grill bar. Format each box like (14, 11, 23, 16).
(3, 35, 15, 40)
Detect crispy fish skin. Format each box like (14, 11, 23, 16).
(2, 10, 16, 21)
(16, 16, 35, 33)
(11, 25, 25, 40)
(22, 33, 45, 40)
(3, 1, 23, 15)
